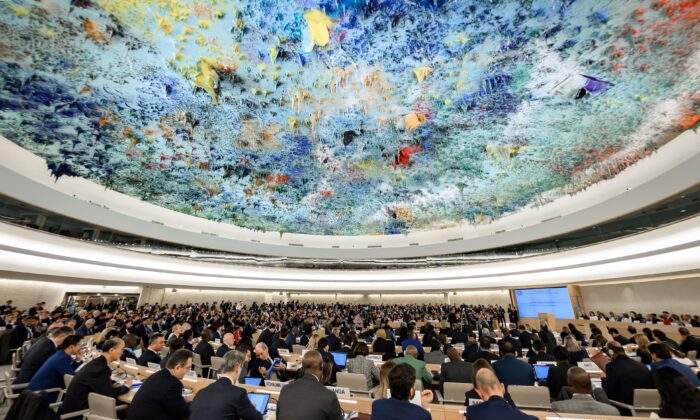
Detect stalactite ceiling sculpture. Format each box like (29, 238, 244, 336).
(0, 0, 698, 235)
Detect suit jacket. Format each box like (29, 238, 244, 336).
(59, 356, 129, 416)
(276, 374, 343, 420)
(493, 355, 534, 389)
(9, 323, 33, 350)
(551, 394, 619, 415)
(215, 344, 234, 358)
(439, 359, 472, 392)
(519, 331, 532, 350)
(128, 368, 189, 420)
(270, 338, 292, 359)
(27, 350, 75, 392)
(189, 377, 262, 420)
(137, 349, 162, 367)
(372, 337, 396, 360)
(74, 325, 93, 338)
(498, 337, 523, 357)
(612, 334, 631, 345)
(370, 397, 431, 420)
(466, 396, 538, 420)
(466, 349, 498, 363)
(603, 355, 652, 409)
(194, 341, 214, 377)
(121, 348, 138, 362)
(547, 362, 575, 399)
(326, 334, 341, 352)
(450, 331, 469, 345)
(15, 336, 56, 384)
(681, 335, 700, 355)
(462, 344, 479, 361)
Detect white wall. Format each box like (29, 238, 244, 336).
(161, 289, 272, 306)
(581, 277, 700, 315)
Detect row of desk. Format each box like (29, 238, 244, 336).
(110, 361, 662, 420)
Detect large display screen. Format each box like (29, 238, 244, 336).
(515, 288, 574, 319)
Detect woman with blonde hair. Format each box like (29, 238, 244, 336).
(306, 333, 320, 350)
(373, 360, 396, 399)
(564, 335, 589, 365)
(372, 328, 396, 360)
(635, 333, 653, 364)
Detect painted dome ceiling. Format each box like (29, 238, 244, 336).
(0, 0, 698, 235)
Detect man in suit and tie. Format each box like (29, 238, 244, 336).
(137, 333, 164, 367)
(492, 342, 534, 389)
(679, 327, 700, 355)
(215, 332, 235, 357)
(58, 338, 130, 418)
(74, 319, 96, 337)
(439, 347, 472, 393)
(466, 368, 537, 420)
(466, 337, 499, 363)
(276, 350, 343, 420)
(14, 326, 74, 384)
(552, 367, 619, 415)
(190, 350, 262, 420)
(9, 316, 37, 350)
(127, 349, 193, 420)
(371, 363, 431, 420)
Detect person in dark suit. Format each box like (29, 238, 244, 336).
(450, 325, 470, 345)
(466, 368, 537, 420)
(462, 334, 479, 361)
(14, 326, 74, 384)
(194, 329, 215, 378)
(256, 324, 277, 348)
(9, 317, 37, 350)
(497, 329, 522, 357)
(326, 327, 342, 352)
(276, 350, 343, 420)
(270, 327, 292, 359)
(134, 318, 155, 346)
(527, 341, 556, 365)
(121, 334, 140, 362)
(137, 333, 164, 367)
(603, 341, 653, 416)
(371, 329, 396, 361)
(74, 319, 95, 338)
(608, 328, 631, 345)
(127, 349, 193, 420)
(371, 363, 431, 420)
(679, 327, 700, 355)
(27, 335, 82, 396)
(492, 342, 534, 389)
(439, 347, 472, 393)
(249, 342, 286, 382)
(190, 350, 262, 420)
(58, 338, 130, 418)
(518, 325, 532, 351)
(161, 338, 186, 370)
(466, 337, 499, 363)
(336, 335, 356, 359)
(546, 346, 575, 399)
(216, 333, 235, 358)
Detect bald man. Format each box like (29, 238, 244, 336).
(552, 367, 619, 415)
(216, 333, 235, 357)
(466, 369, 537, 420)
(276, 350, 342, 420)
(249, 342, 286, 381)
(393, 345, 434, 386)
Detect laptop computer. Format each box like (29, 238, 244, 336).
(534, 364, 551, 380)
(330, 352, 348, 368)
(244, 377, 263, 386)
(247, 393, 270, 414)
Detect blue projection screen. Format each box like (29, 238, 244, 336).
(515, 288, 575, 319)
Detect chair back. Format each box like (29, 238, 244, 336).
(88, 392, 119, 419)
(192, 352, 204, 375)
(424, 352, 447, 364)
(160, 346, 169, 358)
(414, 379, 423, 391)
(336, 372, 369, 392)
(687, 350, 697, 361)
(508, 385, 551, 409)
(87, 415, 117, 420)
(64, 374, 74, 389)
(210, 356, 225, 373)
(632, 389, 661, 417)
(630, 356, 642, 363)
(443, 382, 473, 401)
(293, 344, 305, 355)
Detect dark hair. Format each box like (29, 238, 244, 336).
(354, 342, 369, 356)
(652, 329, 667, 341)
(343, 335, 354, 346)
(627, 326, 637, 334)
(655, 367, 700, 418)
(501, 341, 514, 355)
(388, 363, 416, 400)
(48, 326, 75, 338)
(148, 333, 164, 346)
(479, 337, 491, 349)
(608, 328, 619, 335)
(169, 337, 186, 352)
(59, 335, 82, 350)
(200, 329, 212, 342)
(648, 343, 672, 360)
(167, 349, 193, 369)
(317, 337, 328, 350)
(533, 341, 546, 352)
(679, 327, 690, 336)
(279, 327, 288, 339)
(123, 334, 139, 349)
(101, 338, 123, 353)
(553, 346, 570, 362)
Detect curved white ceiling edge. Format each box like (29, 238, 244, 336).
(0, 129, 699, 259)
(0, 215, 699, 291)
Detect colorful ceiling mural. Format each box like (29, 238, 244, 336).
(0, 0, 698, 235)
